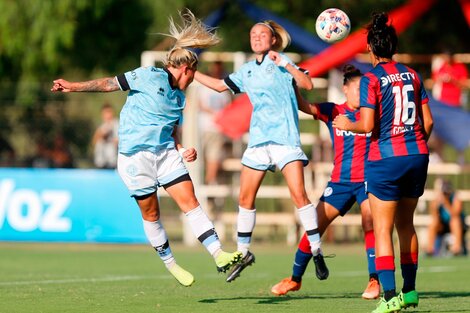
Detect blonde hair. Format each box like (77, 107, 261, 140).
(256, 20, 291, 51)
(162, 10, 220, 70)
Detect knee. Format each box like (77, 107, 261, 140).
(141, 208, 160, 221)
(395, 221, 415, 234)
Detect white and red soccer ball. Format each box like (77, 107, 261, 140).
(315, 8, 351, 43)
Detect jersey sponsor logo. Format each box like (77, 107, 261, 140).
(335, 128, 372, 137)
(323, 186, 333, 197)
(392, 125, 414, 135)
(380, 71, 415, 86)
(157, 87, 165, 97)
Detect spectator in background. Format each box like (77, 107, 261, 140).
(432, 51, 468, 108)
(27, 139, 53, 168)
(92, 103, 119, 169)
(429, 51, 469, 163)
(427, 179, 467, 257)
(197, 61, 231, 184)
(50, 134, 74, 168)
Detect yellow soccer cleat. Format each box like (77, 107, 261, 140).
(168, 264, 195, 287)
(372, 296, 401, 313)
(215, 251, 243, 273)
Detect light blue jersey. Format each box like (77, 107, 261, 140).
(116, 67, 185, 154)
(224, 53, 302, 148)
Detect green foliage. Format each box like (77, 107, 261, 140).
(0, 0, 468, 164)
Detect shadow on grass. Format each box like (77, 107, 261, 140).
(199, 292, 362, 304)
(199, 291, 470, 310)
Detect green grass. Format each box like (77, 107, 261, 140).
(1, 242, 470, 313)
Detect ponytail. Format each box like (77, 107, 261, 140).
(256, 20, 291, 52)
(162, 10, 220, 69)
(366, 12, 398, 59)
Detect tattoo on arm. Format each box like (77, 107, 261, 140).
(78, 77, 119, 92)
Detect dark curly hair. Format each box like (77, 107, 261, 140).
(342, 64, 362, 85)
(366, 12, 397, 59)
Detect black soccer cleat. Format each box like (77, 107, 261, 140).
(226, 251, 255, 282)
(313, 253, 329, 280)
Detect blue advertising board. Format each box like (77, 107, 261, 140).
(0, 168, 146, 243)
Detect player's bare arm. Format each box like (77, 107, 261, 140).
(51, 77, 120, 93)
(268, 50, 313, 90)
(294, 86, 318, 116)
(194, 71, 228, 93)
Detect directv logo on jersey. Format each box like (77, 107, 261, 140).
(381, 71, 415, 86)
(335, 128, 372, 137)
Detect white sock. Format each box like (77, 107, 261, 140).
(143, 219, 176, 269)
(185, 206, 222, 257)
(237, 206, 256, 256)
(297, 203, 322, 255)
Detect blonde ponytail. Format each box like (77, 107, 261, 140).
(162, 10, 221, 69)
(257, 20, 291, 52)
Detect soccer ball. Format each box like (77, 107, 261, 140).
(315, 8, 351, 43)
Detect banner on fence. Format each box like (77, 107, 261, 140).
(0, 168, 147, 243)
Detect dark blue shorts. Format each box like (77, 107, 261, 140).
(319, 181, 368, 216)
(366, 154, 429, 201)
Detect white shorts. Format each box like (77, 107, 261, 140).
(117, 149, 189, 197)
(241, 143, 309, 172)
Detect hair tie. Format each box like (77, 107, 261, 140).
(256, 22, 275, 35)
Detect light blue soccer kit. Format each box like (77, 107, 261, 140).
(116, 67, 189, 196)
(224, 53, 308, 171)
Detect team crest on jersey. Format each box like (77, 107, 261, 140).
(323, 187, 333, 197)
(266, 63, 275, 74)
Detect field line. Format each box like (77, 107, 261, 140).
(0, 274, 169, 286)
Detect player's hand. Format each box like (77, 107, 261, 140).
(332, 114, 351, 130)
(182, 147, 197, 162)
(51, 79, 73, 92)
(268, 50, 288, 67)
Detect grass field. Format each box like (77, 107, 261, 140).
(1, 242, 470, 313)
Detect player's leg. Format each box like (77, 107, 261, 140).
(271, 200, 340, 295)
(117, 151, 194, 286)
(395, 197, 419, 309)
(225, 165, 265, 282)
(165, 177, 241, 273)
(369, 193, 399, 307)
(282, 161, 323, 260)
(396, 154, 428, 308)
(359, 198, 380, 300)
(136, 193, 195, 287)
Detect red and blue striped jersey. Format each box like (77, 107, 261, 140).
(360, 61, 429, 161)
(315, 102, 370, 183)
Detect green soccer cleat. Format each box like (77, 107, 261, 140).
(372, 296, 401, 313)
(398, 290, 419, 309)
(168, 264, 195, 287)
(215, 251, 243, 273)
